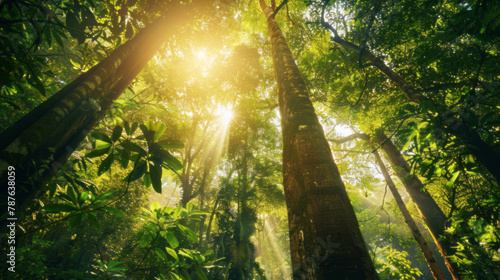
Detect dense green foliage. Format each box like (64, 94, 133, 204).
(1, 0, 499, 279)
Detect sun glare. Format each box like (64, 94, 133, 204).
(197, 50, 206, 60)
(216, 105, 233, 125)
(221, 109, 233, 124)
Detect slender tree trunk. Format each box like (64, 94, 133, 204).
(375, 131, 460, 279)
(259, 1, 378, 279)
(0, 13, 186, 216)
(369, 143, 445, 280)
(320, 16, 500, 186)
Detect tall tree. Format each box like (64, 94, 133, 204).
(0, 11, 186, 215)
(374, 131, 460, 279)
(315, 0, 500, 186)
(366, 136, 445, 280)
(259, 0, 377, 278)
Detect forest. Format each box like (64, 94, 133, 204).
(0, 0, 499, 279)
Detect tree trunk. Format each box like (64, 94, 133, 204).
(321, 18, 500, 186)
(370, 143, 445, 280)
(375, 131, 460, 280)
(259, 1, 378, 279)
(0, 13, 186, 215)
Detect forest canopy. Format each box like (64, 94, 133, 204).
(0, 0, 499, 279)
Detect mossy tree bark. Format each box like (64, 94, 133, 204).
(0, 14, 185, 216)
(259, 1, 378, 279)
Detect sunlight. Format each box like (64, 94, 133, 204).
(220, 108, 233, 125)
(262, 218, 292, 280)
(200, 104, 234, 167)
(216, 104, 233, 126)
(197, 50, 206, 61)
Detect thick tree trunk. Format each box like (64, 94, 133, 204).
(375, 131, 460, 280)
(259, 1, 378, 279)
(0, 14, 185, 216)
(370, 144, 445, 280)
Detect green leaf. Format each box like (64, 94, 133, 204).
(129, 122, 139, 135)
(88, 212, 100, 230)
(95, 139, 112, 150)
(154, 248, 167, 261)
(154, 123, 167, 142)
(445, 171, 460, 189)
(120, 141, 147, 157)
(143, 172, 152, 188)
(69, 213, 83, 228)
(44, 203, 77, 213)
(85, 148, 109, 158)
(30, 74, 46, 96)
(111, 125, 123, 142)
(92, 131, 113, 143)
(150, 161, 163, 193)
(78, 191, 89, 205)
(186, 202, 193, 213)
(165, 231, 179, 249)
(125, 160, 147, 182)
(158, 139, 185, 149)
(140, 123, 155, 144)
(178, 249, 193, 259)
(103, 207, 124, 217)
(166, 247, 179, 261)
(161, 154, 183, 171)
(150, 201, 161, 212)
(98, 153, 114, 176)
(118, 147, 130, 168)
(168, 272, 181, 280)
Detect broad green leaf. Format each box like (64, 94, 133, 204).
(86, 148, 109, 158)
(78, 192, 89, 205)
(111, 125, 123, 142)
(95, 139, 112, 150)
(165, 231, 179, 249)
(98, 153, 114, 176)
(69, 213, 83, 228)
(158, 139, 185, 149)
(168, 272, 181, 280)
(120, 141, 147, 157)
(161, 152, 183, 171)
(118, 147, 130, 168)
(186, 202, 193, 212)
(30, 74, 46, 96)
(88, 212, 100, 230)
(103, 207, 124, 217)
(125, 161, 147, 182)
(445, 171, 460, 189)
(150, 161, 163, 193)
(150, 201, 161, 212)
(140, 123, 154, 143)
(154, 248, 167, 261)
(143, 172, 152, 188)
(44, 203, 77, 213)
(154, 123, 167, 142)
(166, 247, 179, 261)
(178, 249, 193, 259)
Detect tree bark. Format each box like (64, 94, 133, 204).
(375, 131, 460, 280)
(370, 143, 445, 280)
(259, 1, 378, 279)
(0, 13, 186, 216)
